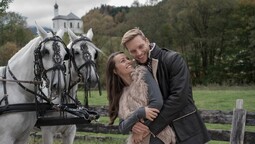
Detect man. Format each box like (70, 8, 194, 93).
(121, 28, 210, 144)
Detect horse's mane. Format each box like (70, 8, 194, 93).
(8, 37, 41, 64)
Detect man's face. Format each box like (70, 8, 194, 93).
(125, 35, 150, 64)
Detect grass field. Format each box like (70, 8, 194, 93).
(81, 85, 255, 111)
(29, 86, 255, 144)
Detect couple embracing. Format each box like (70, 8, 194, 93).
(106, 28, 210, 144)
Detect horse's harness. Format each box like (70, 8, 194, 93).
(0, 36, 66, 115)
(66, 36, 101, 107)
(0, 35, 100, 123)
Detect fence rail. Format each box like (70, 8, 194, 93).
(77, 99, 255, 143)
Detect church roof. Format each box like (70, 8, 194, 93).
(52, 12, 81, 20)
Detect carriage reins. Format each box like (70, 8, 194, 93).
(0, 66, 53, 115)
(0, 66, 50, 104)
(0, 77, 42, 84)
(8, 66, 51, 103)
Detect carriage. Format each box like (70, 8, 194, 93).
(0, 23, 102, 144)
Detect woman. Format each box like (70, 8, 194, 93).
(106, 52, 175, 144)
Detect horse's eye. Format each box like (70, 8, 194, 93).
(64, 53, 69, 60)
(94, 51, 98, 59)
(74, 51, 79, 55)
(41, 49, 49, 56)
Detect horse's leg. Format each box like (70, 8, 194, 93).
(0, 133, 15, 144)
(15, 137, 29, 144)
(14, 131, 31, 144)
(42, 127, 54, 144)
(62, 125, 77, 144)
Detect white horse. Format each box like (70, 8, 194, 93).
(40, 28, 102, 144)
(0, 23, 67, 144)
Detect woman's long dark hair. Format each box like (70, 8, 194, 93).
(105, 51, 126, 125)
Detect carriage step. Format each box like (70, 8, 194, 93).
(35, 117, 91, 126)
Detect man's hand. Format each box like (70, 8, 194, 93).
(145, 107, 159, 121)
(132, 121, 149, 134)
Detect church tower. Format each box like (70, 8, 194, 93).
(54, 2, 59, 17)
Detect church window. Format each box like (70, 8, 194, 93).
(77, 23, 80, 28)
(70, 22, 73, 28)
(64, 22, 66, 28)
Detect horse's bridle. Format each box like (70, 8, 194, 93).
(2, 35, 68, 104)
(70, 36, 98, 75)
(67, 36, 101, 107)
(34, 35, 68, 89)
(67, 36, 98, 88)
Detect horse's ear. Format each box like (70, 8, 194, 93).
(56, 28, 64, 38)
(35, 21, 47, 39)
(86, 28, 93, 41)
(67, 28, 78, 42)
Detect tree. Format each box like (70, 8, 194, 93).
(223, 0, 255, 84)
(0, 0, 12, 14)
(131, 0, 141, 7)
(0, 0, 13, 45)
(0, 12, 32, 47)
(0, 11, 33, 65)
(123, 4, 169, 47)
(167, 0, 237, 84)
(0, 42, 19, 66)
(82, 9, 116, 36)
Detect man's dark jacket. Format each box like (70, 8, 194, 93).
(148, 44, 210, 144)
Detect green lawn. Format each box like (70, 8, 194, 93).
(193, 86, 255, 111)
(80, 85, 255, 111)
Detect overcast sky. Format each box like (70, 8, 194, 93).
(7, 0, 148, 28)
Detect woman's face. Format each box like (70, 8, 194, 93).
(114, 53, 134, 77)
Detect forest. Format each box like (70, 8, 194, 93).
(1, 0, 254, 87)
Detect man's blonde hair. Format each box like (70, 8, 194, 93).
(121, 27, 146, 48)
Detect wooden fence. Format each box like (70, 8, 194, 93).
(76, 99, 255, 144)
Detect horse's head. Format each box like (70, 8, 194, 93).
(35, 23, 68, 97)
(67, 28, 101, 88)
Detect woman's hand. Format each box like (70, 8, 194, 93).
(132, 130, 150, 144)
(145, 107, 159, 121)
(132, 132, 143, 144)
(132, 121, 148, 134)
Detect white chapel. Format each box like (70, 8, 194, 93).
(52, 2, 83, 34)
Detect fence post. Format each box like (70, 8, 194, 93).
(230, 99, 246, 144)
